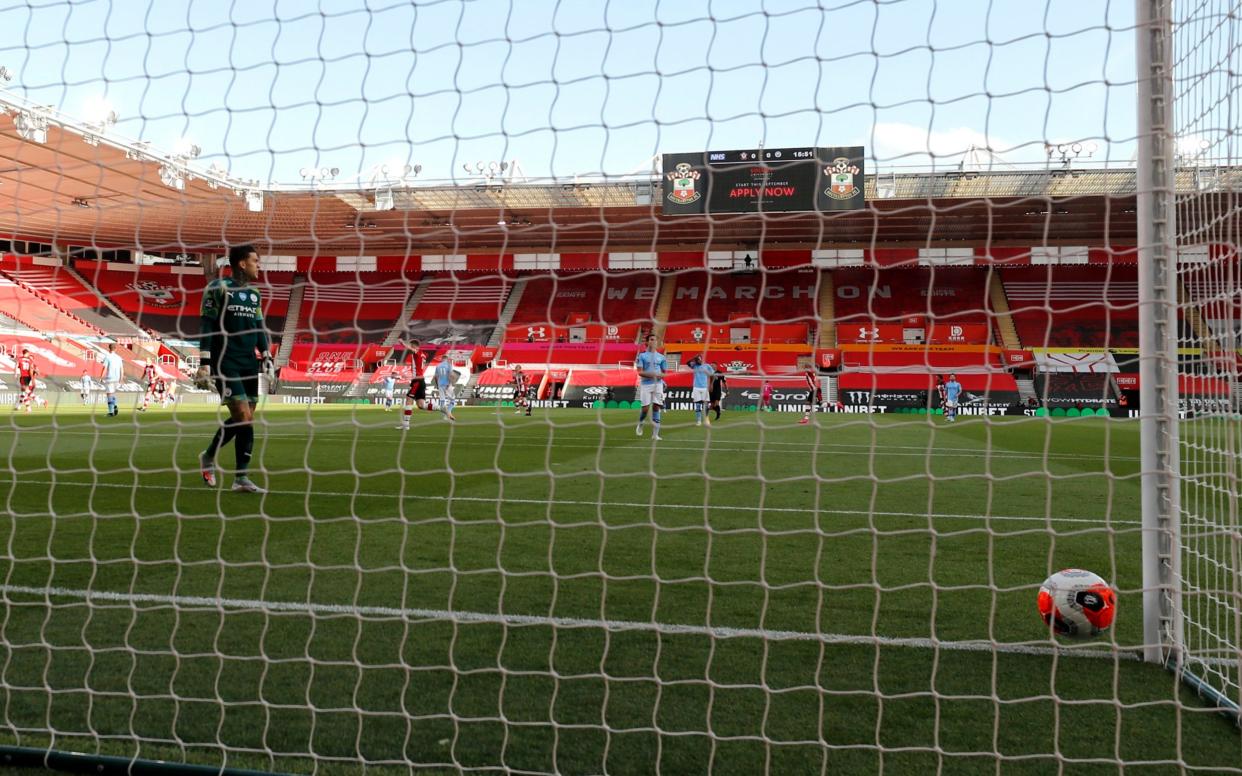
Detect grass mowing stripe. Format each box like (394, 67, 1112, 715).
(1, 427, 1138, 462)
(8, 478, 1137, 525)
(0, 582, 1142, 662)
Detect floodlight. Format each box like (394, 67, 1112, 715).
(14, 112, 48, 144)
(159, 164, 186, 190)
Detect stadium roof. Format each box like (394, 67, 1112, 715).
(1, 94, 1238, 256)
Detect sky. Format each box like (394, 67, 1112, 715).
(0, 0, 1141, 186)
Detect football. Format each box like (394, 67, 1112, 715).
(1037, 569, 1117, 639)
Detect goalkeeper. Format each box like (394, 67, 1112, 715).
(196, 245, 272, 493)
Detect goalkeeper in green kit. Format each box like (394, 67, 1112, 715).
(196, 245, 273, 493)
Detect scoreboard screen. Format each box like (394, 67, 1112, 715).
(660, 146, 865, 216)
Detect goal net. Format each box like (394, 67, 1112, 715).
(1172, 0, 1242, 717)
(0, 1, 1237, 774)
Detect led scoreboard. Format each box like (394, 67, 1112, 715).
(660, 146, 865, 215)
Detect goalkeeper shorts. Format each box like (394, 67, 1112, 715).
(215, 370, 259, 404)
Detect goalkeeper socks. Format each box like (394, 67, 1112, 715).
(205, 422, 239, 459)
(234, 424, 254, 473)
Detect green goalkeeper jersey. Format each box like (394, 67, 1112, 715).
(199, 277, 270, 373)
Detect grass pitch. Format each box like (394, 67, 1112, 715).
(0, 402, 1237, 775)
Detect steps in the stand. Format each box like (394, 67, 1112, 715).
(485, 278, 528, 349)
(651, 275, 677, 341)
(988, 273, 1022, 350)
(817, 273, 836, 349)
(275, 276, 307, 367)
(382, 276, 434, 347)
(343, 375, 372, 399)
(1015, 377, 1037, 403)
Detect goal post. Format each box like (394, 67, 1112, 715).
(1136, 0, 1182, 669)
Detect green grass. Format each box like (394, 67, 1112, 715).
(0, 403, 1236, 775)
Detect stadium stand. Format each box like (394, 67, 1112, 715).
(1002, 265, 1140, 349)
(412, 275, 510, 323)
(0, 255, 138, 334)
(0, 274, 100, 335)
(296, 271, 415, 344)
(75, 260, 207, 338)
(665, 269, 819, 343)
(507, 271, 656, 341)
(831, 267, 994, 324)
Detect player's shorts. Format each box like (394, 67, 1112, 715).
(382, 389, 394, 400)
(407, 379, 426, 400)
(438, 382, 454, 401)
(214, 370, 259, 404)
(19, 376, 32, 390)
(709, 388, 722, 402)
(639, 382, 665, 406)
(944, 400, 958, 409)
(104, 380, 118, 394)
(691, 387, 709, 402)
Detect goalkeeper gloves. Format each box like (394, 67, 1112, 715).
(193, 366, 213, 391)
(262, 355, 276, 383)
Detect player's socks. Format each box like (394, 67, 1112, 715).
(234, 424, 254, 475)
(205, 422, 238, 459)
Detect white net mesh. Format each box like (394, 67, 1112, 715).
(0, 0, 1236, 773)
(1173, 0, 1242, 715)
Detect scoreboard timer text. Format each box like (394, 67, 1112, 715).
(661, 146, 865, 215)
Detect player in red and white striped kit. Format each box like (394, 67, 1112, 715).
(397, 340, 431, 431)
(139, 359, 157, 412)
(15, 348, 38, 413)
(153, 378, 170, 408)
(512, 365, 532, 416)
(800, 367, 821, 425)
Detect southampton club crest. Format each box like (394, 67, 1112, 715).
(666, 162, 702, 205)
(129, 280, 182, 308)
(824, 157, 861, 200)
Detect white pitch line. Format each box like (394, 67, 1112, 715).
(9, 479, 1137, 525)
(0, 582, 1142, 662)
(0, 427, 1137, 463)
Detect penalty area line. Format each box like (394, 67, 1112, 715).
(10, 479, 1136, 525)
(0, 582, 1141, 663)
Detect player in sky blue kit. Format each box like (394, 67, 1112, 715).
(381, 373, 396, 411)
(435, 358, 457, 421)
(688, 356, 715, 427)
(943, 373, 962, 422)
(634, 334, 667, 441)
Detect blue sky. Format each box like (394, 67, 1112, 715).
(0, 0, 1139, 185)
